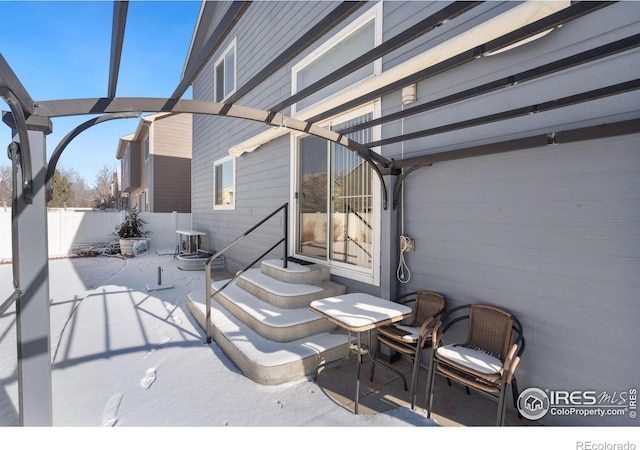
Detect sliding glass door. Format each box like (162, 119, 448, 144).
(295, 112, 374, 271)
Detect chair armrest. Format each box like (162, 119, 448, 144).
(506, 355, 521, 384)
(503, 343, 518, 371)
(418, 305, 447, 346)
(430, 320, 444, 348)
(418, 317, 436, 346)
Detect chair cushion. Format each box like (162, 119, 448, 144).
(378, 324, 420, 343)
(437, 344, 502, 375)
(394, 325, 420, 342)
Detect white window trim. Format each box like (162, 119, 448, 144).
(291, 2, 382, 116)
(290, 101, 382, 286)
(213, 155, 236, 211)
(138, 189, 148, 213)
(214, 38, 237, 102)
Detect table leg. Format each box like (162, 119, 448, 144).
(368, 329, 409, 391)
(355, 331, 362, 414)
(313, 330, 354, 381)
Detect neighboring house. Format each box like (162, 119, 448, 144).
(116, 112, 192, 213)
(182, 1, 639, 425)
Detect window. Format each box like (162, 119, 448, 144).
(213, 156, 235, 210)
(292, 4, 381, 112)
(215, 39, 236, 102)
(144, 135, 149, 161)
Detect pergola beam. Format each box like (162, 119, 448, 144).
(338, 33, 640, 136)
(307, 0, 612, 125)
(390, 118, 640, 208)
(34, 97, 389, 165)
(107, 1, 129, 98)
(368, 79, 640, 148)
(0, 53, 36, 203)
(171, 1, 251, 100)
(34, 97, 392, 207)
(224, 1, 368, 105)
(46, 112, 141, 202)
(268, 1, 482, 113)
(0, 53, 36, 118)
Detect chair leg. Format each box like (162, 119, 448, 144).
(496, 379, 508, 426)
(424, 357, 437, 418)
(512, 377, 523, 419)
(409, 353, 421, 410)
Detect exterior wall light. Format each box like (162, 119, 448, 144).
(402, 84, 417, 106)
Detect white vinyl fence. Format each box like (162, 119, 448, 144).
(0, 209, 192, 260)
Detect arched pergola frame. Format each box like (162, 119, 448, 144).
(36, 97, 393, 209)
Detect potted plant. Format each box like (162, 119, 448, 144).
(113, 208, 150, 256)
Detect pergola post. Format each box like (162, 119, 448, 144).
(4, 112, 54, 426)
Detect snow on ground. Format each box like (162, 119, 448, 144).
(1, 254, 435, 428)
(1, 254, 631, 448)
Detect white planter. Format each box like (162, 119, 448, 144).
(120, 238, 149, 256)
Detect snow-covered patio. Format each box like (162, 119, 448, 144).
(2, 253, 635, 449)
(1, 253, 436, 427)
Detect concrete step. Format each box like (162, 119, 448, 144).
(236, 268, 345, 309)
(211, 280, 337, 342)
(186, 289, 350, 385)
(260, 259, 330, 284)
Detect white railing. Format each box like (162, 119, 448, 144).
(0, 209, 192, 259)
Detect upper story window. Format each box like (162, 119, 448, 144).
(144, 135, 149, 161)
(213, 155, 235, 210)
(215, 39, 237, 102)
(292, 3, 381, 113)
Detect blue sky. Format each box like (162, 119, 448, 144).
(1, 0, 201, 185)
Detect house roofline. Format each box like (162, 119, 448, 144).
(115, 132, 135, 159)
(181, 0, 207, 81)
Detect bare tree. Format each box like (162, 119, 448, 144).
(93, 164, 116, 209)
(0, 165, 12, 211)
(62, 168, 93, 208)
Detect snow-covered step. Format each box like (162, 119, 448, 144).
(236, 268, 345, 309)
(260, 259, 330, 284)
(187, 289, 350, 385)
(211, 280, 337, 342)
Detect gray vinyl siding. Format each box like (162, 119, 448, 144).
(380, 3, 640, 161)
(388, 3, 639, 426)
(191, 1, 347, 266)
(189, 1, 639, 425)
(381, 2, 514, 70)
(399, 134, 640, 426)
